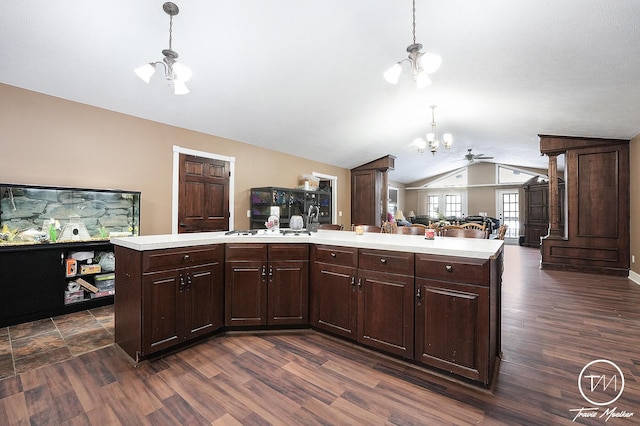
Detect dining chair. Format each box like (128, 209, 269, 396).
(461, 222, 486, 231)
(426, 222, 444, 236)
(395, 226, 425, 235)
(318, 223, 344, 230)
(381, 221, 397, 233)
(352, 225, 383, 233)
(443, 228, 487, 239)
(496, 224, 509, 240)
(441, 225, 463, 232)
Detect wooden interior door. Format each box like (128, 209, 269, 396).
(178, 154, 230, 233)
(351, 170, 379, 226)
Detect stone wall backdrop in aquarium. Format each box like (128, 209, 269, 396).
(0, 185, 140, 245)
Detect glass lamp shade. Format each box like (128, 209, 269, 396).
(443, 133, 453, 149)
(420, 52, 442, 74)
(172, 62, 192, 82)
(134, 63, 156, 83)
(426, 132, 435, 143)
(383, 63, 403, 84)
(415, 138, 427, 153)
(173, 79, 189, 95)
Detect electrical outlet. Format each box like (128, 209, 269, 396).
(339, 211, 343, 217)
(246, 209, 251, 218)
(632, 255, 635, 263)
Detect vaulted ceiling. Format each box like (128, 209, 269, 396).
(2, 1, 639, 184)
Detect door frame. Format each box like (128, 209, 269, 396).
(172, 145, 236, 234)
(312, 172, 338, 224)
(495, 188, 520, 241)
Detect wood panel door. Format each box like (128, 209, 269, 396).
(178, 154, 230, 233)
(142, 269, 182, 355)
(356, 269, 414, 358)
(268, 260, 309, 325)
(351, 170, 380, 226)
(310, 262, 358, 340)
(225, 261, 267, 326)
(415, 278, 489, 383)
(184, 262, 224, 340)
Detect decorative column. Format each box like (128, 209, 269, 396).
(381, 170, 389, 224)
(546, 153, 562, 238)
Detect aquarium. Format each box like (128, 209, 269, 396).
(0, 184, 140, 246)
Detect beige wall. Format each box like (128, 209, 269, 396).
(0, 84, 352, 234)
(404, 162, 547, 233)
(467, 163, 500, 218)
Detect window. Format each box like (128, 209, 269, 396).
(418, 190, 467, 219)
(426, 168, 467, 188)
(388, 186, 398, 217)
(427, 195, 439, 218)
(445, 195, 462, 217)
(497, 165, 541, 184)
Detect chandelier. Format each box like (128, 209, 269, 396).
(415, 105, 452, 155)
(134, 2, 192, 95)
(384, 0, 441, 89)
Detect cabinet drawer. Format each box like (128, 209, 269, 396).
(312, 244, 358, 267)
(225, 243, 268, 262)
(143, 245, 222, 273)
(268, 243, 309, 261)
(358, 249, 414, 275)
(415, 254, 489, 285)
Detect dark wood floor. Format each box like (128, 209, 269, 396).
(0, 245, 639, 425)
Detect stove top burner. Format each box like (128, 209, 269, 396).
(224, 229, 312, 236)
(224, 230, 258, 236)
(280, 230, 311, 236)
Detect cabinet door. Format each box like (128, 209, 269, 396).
(225, 261, 267, 326)
(268, 260, 308, 325)
(357, 270, 414, 358)
(142, 269, 183, 355)
(524, 223, 548, 247)
(184, 262, 224, 340)
(415, 278, 489, 383)
(310, 262, 357, 340)
(0, 248, 64, 323)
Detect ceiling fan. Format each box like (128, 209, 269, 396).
(464, 149, 494, 163)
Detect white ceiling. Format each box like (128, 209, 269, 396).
(2, 1, 639, 184)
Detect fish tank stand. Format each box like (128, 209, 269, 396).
(0, 183, 141, 327)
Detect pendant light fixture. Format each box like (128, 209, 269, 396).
(134, 2, 192, 95)
(384, 0, 441, 89)
(415, 105, 452, 155)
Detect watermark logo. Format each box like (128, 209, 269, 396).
(570, 359, 634, 422)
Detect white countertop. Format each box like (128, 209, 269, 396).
(111, 229, 503, 259)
